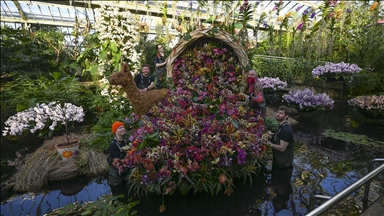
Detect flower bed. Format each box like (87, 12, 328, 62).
(282, 88, 334, 111)
(115, 39, 269, 198)
(311, 62, 362, 80)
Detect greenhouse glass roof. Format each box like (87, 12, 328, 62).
(1, 1, 324, 31)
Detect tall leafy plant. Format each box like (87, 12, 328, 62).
(2, 72, 89, 113)
(0, 25, 73, 78)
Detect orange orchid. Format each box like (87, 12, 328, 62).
(370, 2, 378, 11)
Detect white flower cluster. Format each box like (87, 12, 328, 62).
(100, 85, 132, 110)
(259, 77, 287, 90)
(312, 62, 362, 77)
(94, 4, 142, 75)
(282, 88, 334, 110)
(2, 102, 85, 136)
(348, 95, 384, 110)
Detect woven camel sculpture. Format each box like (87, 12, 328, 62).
(108, 62, 169, 117)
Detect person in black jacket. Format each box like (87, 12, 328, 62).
(268, 105, 294, 170)
(266, 106, 294, 212)
(107, 121, 129, 203)
(134, 64, 155, 92)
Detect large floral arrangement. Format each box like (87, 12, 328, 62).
(311, 62, 362, 80)
(348, 95, 384, 117)
(282, 88, 334, 111)
(2, 102, 85, 144)
(258, 77, 287, 92)
(115, 41, 269, 202)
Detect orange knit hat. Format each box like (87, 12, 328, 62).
(112, 121, 125, 134)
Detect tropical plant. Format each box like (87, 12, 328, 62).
(93, 4, 141, 77)
(282, 88, 335, 111)
(80, 4, 141, 149)
(0, 25, 75, 78)
(2, 72, 89, 113)
(2, 101, 85, 144)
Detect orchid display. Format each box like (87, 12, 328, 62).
(311, 62, 362, 80)
(282, 88, 334, 111)
(348, 95, 384, 116)
(2, 102, 85, 144)
(93, 4, 142, 116)
(115, 42, 270, 199)
(94, 4, 141, 75)
(258, 77, 287, 91)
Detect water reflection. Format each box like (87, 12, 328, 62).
(268, 168, 293, 214)
(0, 178, 110, 216)
(1, 102, 383, 215)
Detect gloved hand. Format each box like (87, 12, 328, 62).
(250, 92, 263, 103)
(238, 93, 248, 100)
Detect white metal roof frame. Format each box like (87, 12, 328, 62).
(1, 1, 324, 30)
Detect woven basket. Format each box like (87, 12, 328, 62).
(166, 27, 250, 78)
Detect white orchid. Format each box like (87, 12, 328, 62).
(2, 102, 85, 143)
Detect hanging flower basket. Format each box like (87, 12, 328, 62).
(55, 140, 80, 160)
(166, 27, 250, 78)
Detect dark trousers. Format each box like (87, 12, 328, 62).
(108, 166, 129, 204)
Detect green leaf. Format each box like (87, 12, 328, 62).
(51, 72, 61, 81)
(183, 33, 192, 41)
(81, 210, 93, 215)
(137, 141, 147, 150)
(210, 27, 219, 35)
(90, 65, 99, 76)
(231, 119, 239, 129)
(234, 23, 243, 29)
(148, 132, 159, 139)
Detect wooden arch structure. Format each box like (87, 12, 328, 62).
(166, 28, 250, 78)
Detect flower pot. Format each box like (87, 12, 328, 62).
(55, 140, 80, 160)
(325, 76, 344, 82)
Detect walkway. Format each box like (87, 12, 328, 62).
(360, 195, 384, 216)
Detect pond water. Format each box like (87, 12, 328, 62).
(1, 102, 383, 216)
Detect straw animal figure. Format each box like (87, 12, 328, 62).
(108, 62, 169, 117)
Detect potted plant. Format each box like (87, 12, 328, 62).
(311, 61, 362, 81)
(259, 77, 287, 92)
(2, 101, 85, 160)
(282, 88, 335, 111)
(348, 95, 384, 118)
(259, 77, 287, 104)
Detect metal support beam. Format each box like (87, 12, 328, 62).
(12, 0, 27, 21)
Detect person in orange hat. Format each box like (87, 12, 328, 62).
(107, 121, 129, 203)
